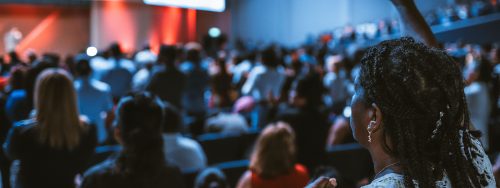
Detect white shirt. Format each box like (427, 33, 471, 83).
(362, 132, 496, 188)
(162, 133, 207, 171)
(231, 60, 253, 85)
(205, 113, 249, 134)
(75, 78, 114, 143)
(241, 65, 286, 101)
(131, 68, 151, 92)
(465, 82, 491, 149)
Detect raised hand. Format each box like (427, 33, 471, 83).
(305, 177, 338, 188)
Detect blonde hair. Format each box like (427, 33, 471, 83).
(34, 68, 84, 150)
(250, 122, 296, 179)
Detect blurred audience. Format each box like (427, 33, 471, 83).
(161, 102, 207, 172)
(74, 55, 114, 144)
(99, 43, 134, 100)
(146, 45, 186, 109)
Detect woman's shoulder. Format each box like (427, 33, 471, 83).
(362, 173, 405, 188)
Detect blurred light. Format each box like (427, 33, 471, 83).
(86, 46, 98, 57)
(144, 0, 225, 12)
(208, 27, 221, 38)
(343, 106, 352, 118)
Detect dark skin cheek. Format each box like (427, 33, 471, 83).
(350, 92, 371, 147)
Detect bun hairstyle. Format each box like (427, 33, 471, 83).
(358, 37, 489, 187)
(115, 92, 165, 179)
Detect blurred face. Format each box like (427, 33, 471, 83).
(349, 76, 372, 147)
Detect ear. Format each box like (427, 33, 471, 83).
(367, 103, 383, 133)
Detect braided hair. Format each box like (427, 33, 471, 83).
(358, 37, 489, 187)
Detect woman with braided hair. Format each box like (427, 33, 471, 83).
(309, 0, 496, 187)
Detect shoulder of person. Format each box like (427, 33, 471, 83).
(81, 159, 116, 187)
(91, 80, 112, 92)
(363, 173, 405, 188)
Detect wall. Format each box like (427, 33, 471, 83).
(230, 0, 452, 46)
(0, 4, 90, 57)
(90, 1, 197, 53)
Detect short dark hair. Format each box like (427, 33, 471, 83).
(158, 45, 177, 65)
(74, 55, 92, 77)
(293, 73, 324, 107)
(162, 102, 182, 133)
(260, 47, 279, 68)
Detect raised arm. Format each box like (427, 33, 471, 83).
(391, 0, 439, 48)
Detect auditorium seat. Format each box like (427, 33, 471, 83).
(215, 159, 249, 187)
(326, 143, 373, 186)
(197, 131, 259, 165)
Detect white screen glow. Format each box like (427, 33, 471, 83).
(144, 0, 225, 12)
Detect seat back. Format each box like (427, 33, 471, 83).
(215, 160, 249, 188)
(197, 131, 259, 165)
(326, 143, 373, 185)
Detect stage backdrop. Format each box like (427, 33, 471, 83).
(90, 0, 231, 54)
(0, 1, 231, 57)
(0, 4, 90, 57)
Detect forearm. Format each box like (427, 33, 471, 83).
(392, 0, 439, 48)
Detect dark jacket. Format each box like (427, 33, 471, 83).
(3, 120, 97, 188)
(81, 157, 185, 188)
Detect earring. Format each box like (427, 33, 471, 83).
(368, 131, 372, 143)
(367, 121, 375, 143)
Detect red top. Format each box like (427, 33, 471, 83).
(251, 164, 310, 188)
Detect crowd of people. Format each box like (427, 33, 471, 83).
(0, 0, 498, 187)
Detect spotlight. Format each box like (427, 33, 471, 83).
(208, 27, 221, 38)
(86, 46, 98, 57)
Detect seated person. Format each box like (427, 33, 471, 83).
(81, 93, 185, 188)
(162, 102, 207, 171)
(3, 69, 96, 188)
(236, 122, 310, 188)
(204, 97, 253, 134)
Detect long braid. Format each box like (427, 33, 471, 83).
(359, 37, 489, 187)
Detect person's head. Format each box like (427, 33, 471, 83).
(162, 102, 182, 134)
(109, 42, 123, 58)
(289, 73, 324, 108)
(250, 122, 296, 179)
(114, 92, 165, 172)
(114, 92, 164, 148)
(325, 55, 343, 73)
(8, 65, 28, 90)
(35, 68, 83, 150)
(350, 37, 488, 187)
(74, 55, 92, 77)
(158, 45, 177, 66)
(260, 47, 279, 68)
(194, 168, 229, 188)
(8, 51, 21, 64)
(186, 48, 202, 64)
(25, 49, 37, 64)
